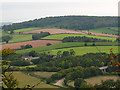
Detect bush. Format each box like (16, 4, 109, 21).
(29, 51, 38, 57)
(2, 35, 12, 43)
(21, 44, 32, 49)
(74, 78, 86, 88)
(46, 43, 52, 46)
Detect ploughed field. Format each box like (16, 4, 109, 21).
(21, 28, 118, 38)
(1, 40, 62, 50)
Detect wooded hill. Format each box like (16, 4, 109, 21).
(2, 16, 118, 31)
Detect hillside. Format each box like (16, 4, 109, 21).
(2, 16, 118, 31)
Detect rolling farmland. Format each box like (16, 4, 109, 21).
(42, 34, 117, 41)
(15, 42, 118, 54)
(51, 46, 118, 56)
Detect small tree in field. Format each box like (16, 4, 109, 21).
(46, 43, 52, 46)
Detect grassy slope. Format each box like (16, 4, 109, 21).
(12, 71, 58, 88)
(89, 27, 118, 35)
(51, 46, 118, 56)
(33, 72, 57, 78)
(12, 27, 42, 33)
(42, 34, 116, 41)
(68, 75, 119, 87)
(15, 42, 118, 54)
(9, 34, 32, 43)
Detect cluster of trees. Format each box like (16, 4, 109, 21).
(94, 79, 120, 88)
(2, 16, 117, 31)
(32, 32, 50, 40)
(62, 36, 112, 43)
(46, 66, 102, 84)
(10, 60, 30, 66)
(2, 35, 12, 43)
(21, 52, 108, 72)
(21, 44, 32, 49)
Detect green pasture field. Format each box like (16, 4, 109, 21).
(2, 34, 32, 44)
(89, 27, 118, 35)
(9, 34, 32, 43)
(9, 27, 42, 33)
(2, 30, 10, 37)
(51, 46, 118, 56)
(13, 65, 37, 69)
(11, 71, 58, 88)
(67, 75, 119, 87)
(33, 72, 57, 78)
(42, 34, 116, 41)
(15, 42, 118, 54)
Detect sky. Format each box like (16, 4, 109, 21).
(1, 0, 119, 23)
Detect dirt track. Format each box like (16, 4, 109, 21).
(1, 40, 62, 50)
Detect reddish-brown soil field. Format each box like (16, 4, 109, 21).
(21, 28, 118, 38)
(22, 28, 86, 34)
(90, 32, 119, 38)
(1, 40, 62, 50)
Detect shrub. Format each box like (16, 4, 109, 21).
(46, 43, 52, 46)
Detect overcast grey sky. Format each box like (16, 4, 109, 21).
(1, 0, 119, 23)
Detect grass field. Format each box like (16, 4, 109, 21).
(2, 30, 10, 37)
(12, 71, 58, 88)
(11, 27, 42, 33)
(89, 27, 118, 35)
(13, 65, 37, 69)
(51, 46, 118, 56)
(42, 34, 116, 41)
(15, 42, 118, 54)
(33, 72, 57, 78)
(68, 75, 119, 87)
(9, 34, 32, 43)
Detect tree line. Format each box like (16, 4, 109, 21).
(2, 16, 118, 31)
(62, 36, 112, 43)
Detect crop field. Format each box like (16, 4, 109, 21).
(15, 42, 118, 54)
(22, 28, 86, 34)
(33, 72, 57, 78)
(42, 34, 116, 41)
(1, 40, 62, 50)
(89, 27, 118, 35)
(68, 75, 119, 87)
(11, 27, 42, 33)
(11, 71, 58, 88)
(51, 46, 118, 56)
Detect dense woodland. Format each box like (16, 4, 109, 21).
(2, 16, 118, 31)
(6, 50, 117, 73)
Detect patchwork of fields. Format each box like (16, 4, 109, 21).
(42, 34, 116, 41)
(2, 26, 119, 88)
(15, 42, 118, 54)
(51, 46, 118, 56)
(12, 71, 58, 88)
(1, 40, 62, 50)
